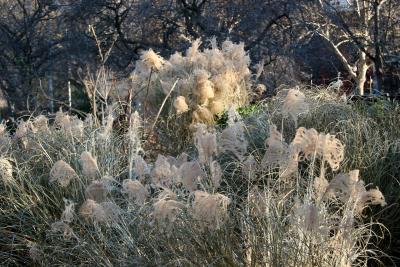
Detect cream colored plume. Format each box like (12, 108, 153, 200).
(151, 154, 177, 185)
(174, 96, 189, 114)
(122, 179, 149, 205)
(140, 48, 165, 71)
(282, 89, 309, 126)
(85, 180, 108, 202)
(152, 199, 185, 231)
(0, 158, 13, 184)
(192, 191, 231, 230)
(194, 124, 218, 164)
(49, 160, 79, 187)
(262, 124, 288, 167)
(290, 127, 345, 171)
(80, 151, 99, 180)
(79, 199, 121, 224)
(177, 160, 204, 191)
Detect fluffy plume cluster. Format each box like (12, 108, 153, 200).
(133, 154, 150, 178)
(79, 199, 121, 224)
(50, 221, 76, 240)
(32, 115, 49, 133)
(54, 110, 84, 138)
(79, 151, 99, 180)
(282, 89, 309, 126)
(0, 158, 13, 184)
(0, 123, 11, 153)
(122, 179, 149, 205)
(262, 126, 345, 178)
(177, 160, 204, 192)
(325, 170, 386, 214)
(14, 120, 31, 148)
(174, 96, 189, 114)
(192, 191, 231, 230)
(194, 124, 218, 164)
(219, 111, 248, 161)
(139, 48, 165, 71)
(151, 154, 178, 185)
(129, 39, 250, 124)
(291, 127, 345, 171)
(152, 198, 185, 231)
(85, 180, 108, 202)
(262, 124, 288, 167)
(49, 160, 79, 187)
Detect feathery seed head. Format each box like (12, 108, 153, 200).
(80, 151, 99, 180)
(174, 96, 189, 114)
(49, 160, 78, 187)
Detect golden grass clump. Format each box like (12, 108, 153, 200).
(129, 38, 250, 125)
(80, 151, 99, 180)
(192, 191, 231, 230)
(122, 179, 149, 205)
(49, 160, 79, 187)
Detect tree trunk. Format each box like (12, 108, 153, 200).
(356, 51, 368, 95)
(373, 0, 384, 93)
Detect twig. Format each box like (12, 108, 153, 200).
(149, 79, 179, 135)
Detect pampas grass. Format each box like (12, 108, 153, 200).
(0, 43, 398, 266)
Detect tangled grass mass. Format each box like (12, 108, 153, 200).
(0, 39, 399, 266)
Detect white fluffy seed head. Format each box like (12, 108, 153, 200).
(80, 151, 99, 180)
(282, 89, 309, 126)
(174, 96, 189, 114)
(140, 49, 165, 71)
(192, 191, 231, 230)
(85, 180, 107, 202)
(49, 160, 79, 187)
(122, 179, 149, 205)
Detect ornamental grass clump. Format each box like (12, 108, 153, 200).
(0, 84, 396, 266)
(128, 38, 251, 126)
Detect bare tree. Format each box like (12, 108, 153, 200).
(298, 0, 398, 95)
